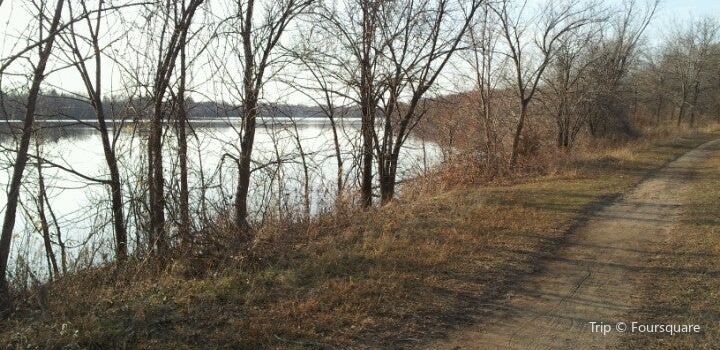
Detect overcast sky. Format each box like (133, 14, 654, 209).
(649, 0, 720, 42)
(1, 0, 719, 105)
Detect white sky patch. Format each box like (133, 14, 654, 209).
(1, 0, 718, 105)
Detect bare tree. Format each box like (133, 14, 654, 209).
(62, 0, 129, 261)
(374, 0, 483, 202)
(585, 0, 657, 137)
(0, 0, 66, 312)
(216, 0, 313, 231)
(358, 0, 380, 207)
(284, 43, 352, 203)
(493, 0, 595, 166)
(465, 1, 505, 169)
(315, 0, 482, 204)
(687, 20, 719, 126)
(541, 22, 602, 148)
(635, 48, 670, 125)
(313, 0, 383, 208)
(175, 0, 193, 247)
(34, 140, 59, 279)
(146, 0, 204, 255)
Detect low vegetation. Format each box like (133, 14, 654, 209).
(2, 0, 720, 348)
(623, 137, 720, 349)
(1, 128, 716, 349)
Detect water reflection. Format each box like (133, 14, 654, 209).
(1, 120, 440, 277)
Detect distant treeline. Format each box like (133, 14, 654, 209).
(0, 91, 358, 121)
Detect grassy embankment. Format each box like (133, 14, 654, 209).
(1, 129, 717, 349)
(623, 137, 720, 349)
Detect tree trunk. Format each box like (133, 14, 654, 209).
(234, 97, 256, 232)
(677, 104, 685, 127)
(74, 0, 128, 261)
(104, 131, 127, 260)
(145, 0, 203, 256)
(510, 102, 528, 167)
(300, 143, 311, 217)
(655, 96, 664, 125)
(35, 147, 59, 278)
(149, 96, 167, 255)
(94, 52, 127, 262)
(689, 80, 700, 127)
(557, 122, 564, 148)
(42, 188, 66, 274)
(379, 156, 397, 204)
(146, 130, 156, 250)
(480, 93, 497, 169)
(91, 90, 127, 261)
(360, 106, 374, 207)
(328, 116, 344, 200)
(233, 0, 257, 232)
(677, 84, 688, 127)
(359, 0, 375, 208)
(0, 0, 65, 312)
(177, 36, 190, 246)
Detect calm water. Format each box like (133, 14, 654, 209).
(0, 119, 440, 277)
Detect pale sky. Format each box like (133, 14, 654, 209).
(650, 0, 720, 43)
(0, 0, 719, 105)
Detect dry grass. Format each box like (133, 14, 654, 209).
(622, 143, 720, 349)
(0, 130, 717, 349)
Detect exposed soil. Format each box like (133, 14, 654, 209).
(426, 138, 720, 349)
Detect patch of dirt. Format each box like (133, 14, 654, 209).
(425, 139, 720, 349)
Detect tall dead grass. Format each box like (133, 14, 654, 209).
(2, 122, 719, 349)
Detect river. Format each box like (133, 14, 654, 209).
(0, 119, 440, 278)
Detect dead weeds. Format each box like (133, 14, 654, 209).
(0, 130, 717, 349)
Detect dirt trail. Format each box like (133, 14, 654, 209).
(427, 138, 720, 350)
